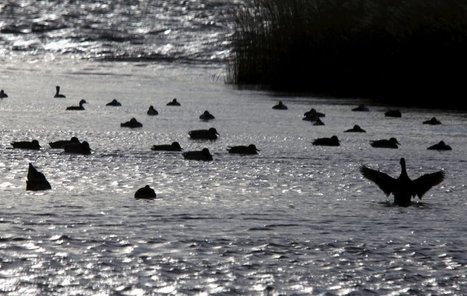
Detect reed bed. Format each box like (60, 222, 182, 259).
(229, 0, 467, 106)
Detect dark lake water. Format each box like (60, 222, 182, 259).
(0, 1, 466, 295)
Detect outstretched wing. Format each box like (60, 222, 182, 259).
(360, 165, 396, 196)
(411, 171, 445, 198)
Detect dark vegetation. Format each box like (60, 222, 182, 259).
(228, 0, 467, 108)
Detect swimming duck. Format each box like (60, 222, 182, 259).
(360, 158, 445, 206)
(344, 125, 366, 133)
(227, 144, 260, 155)
(182, 148, 213, 161)
(54, 85, 66, 98)
(423, 117, 441, 125)
(134, 185, 157, 199)
(385, 110, 401, 117)
(370, 137, 400, 148)
(199, 110, 215, 121)
(167, 98, 181, 106)
(66, 99, 87, 110)
(151, 142, 182, 151)
(64, 141, 91, 155)
(49, 137, 80, 149)
(106, 99, 122, 106)
(352, 104, 369, 112)
(427, 141, 452, 151)
(0, 89, 8, 98)
(189, 127, 219, 140)
(313, 118, 325, 126)
(11, 140, 41, 150)
(272, 101, 288, 110)
(303, 108, 325, 121)
(121, 118, 143, 128)
(147, 105, 158, 115)
(26, 163, 51, 191)
(312, 135, 340, 146)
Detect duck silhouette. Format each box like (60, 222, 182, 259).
(121, 118, 143, 128)
(423, 117, 441, 125)
(199, 110, 215, 121)
(370, 137, 400, 148)
(385, 110, 401, 117)
(345, 125, 366, 133)
(182, 148, 213, 161)
(147, 105, 158, 115)
(106, 99, 122, 106)
(352, 104, 369, 112)
(26, 163, 51, 191)
(227, 144, 259, 155)
(303, 108, 325, 121)
(272, 101, 287, 110)
(427, 141, 452, 151)
(151, 142, 182, 151)
(0, 89, 8, 98)
(360, 158, 445, 206)
(49, 137, 80, 149)
(66, 99, 87, 110)
(312, 135, 340, 146)
(189, 127, 219, 140)
(54, 86, 66, 98)
(313, 118, 325, 126)
(134, 185, 157, 199)
(11, 139, 41, 150)
(167, 98, 181, 106)
(64, 141, 91, 155)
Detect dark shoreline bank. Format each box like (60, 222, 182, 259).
(228, 0, 467, 110)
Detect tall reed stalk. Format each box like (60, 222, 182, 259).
(229, 0, 467, 105)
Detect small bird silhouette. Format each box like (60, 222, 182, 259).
(151, 142, 182, 151)
(54, 86, 66, 98)
(360, 158, 444, 206)
(106, 99, 122, 106)
(66, 99, 87, 110)
(272, 101, 287, 110)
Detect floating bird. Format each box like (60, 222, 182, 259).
(385, 110, 401, 117)
(370, 137, 400, 148)
(303, 108, 325, 121)
(54, 85, 66, 98)
(227, 144, 260, 155)
(189, 127, 219, 140)
(199, 110, 215, 121)
(312, 135, 340, 146)
(66, 99, 87, 110)
(0, 89, 8, 98)
(151, 142, 182, 151)
(345, 125, 366, 133)
(182, 148, 213, 161)
(26, 163, 51, 191)
(352, 104, 369, 112)
(121, 118, 143, 128)
(167, 98, 181, 106)
(49, 137, 80, 149)
(427, 141, 452, 151)
(11, 139, 40, 150)
(147, 105, 158, 115)
(313, 118, 325, 126)
(360, 158, 445, 206)
(272, 101, 287, 110)
(64, 141, 91, 155)
(423, 117, 441, 125)
(106, 99, 121, 106)
(134, 185, 157, 199)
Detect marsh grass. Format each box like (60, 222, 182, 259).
(229, 0, 467, 106)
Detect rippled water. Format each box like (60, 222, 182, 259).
(0, 0, 238, 63)
(0, 1, 466, 295)
(0, 61, 466, 295)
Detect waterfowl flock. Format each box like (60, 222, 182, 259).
(0, 87, 448, 206)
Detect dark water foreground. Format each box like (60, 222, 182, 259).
(0, 61, 466, 294)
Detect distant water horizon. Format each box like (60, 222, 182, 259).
(0, 0, 240, 65)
